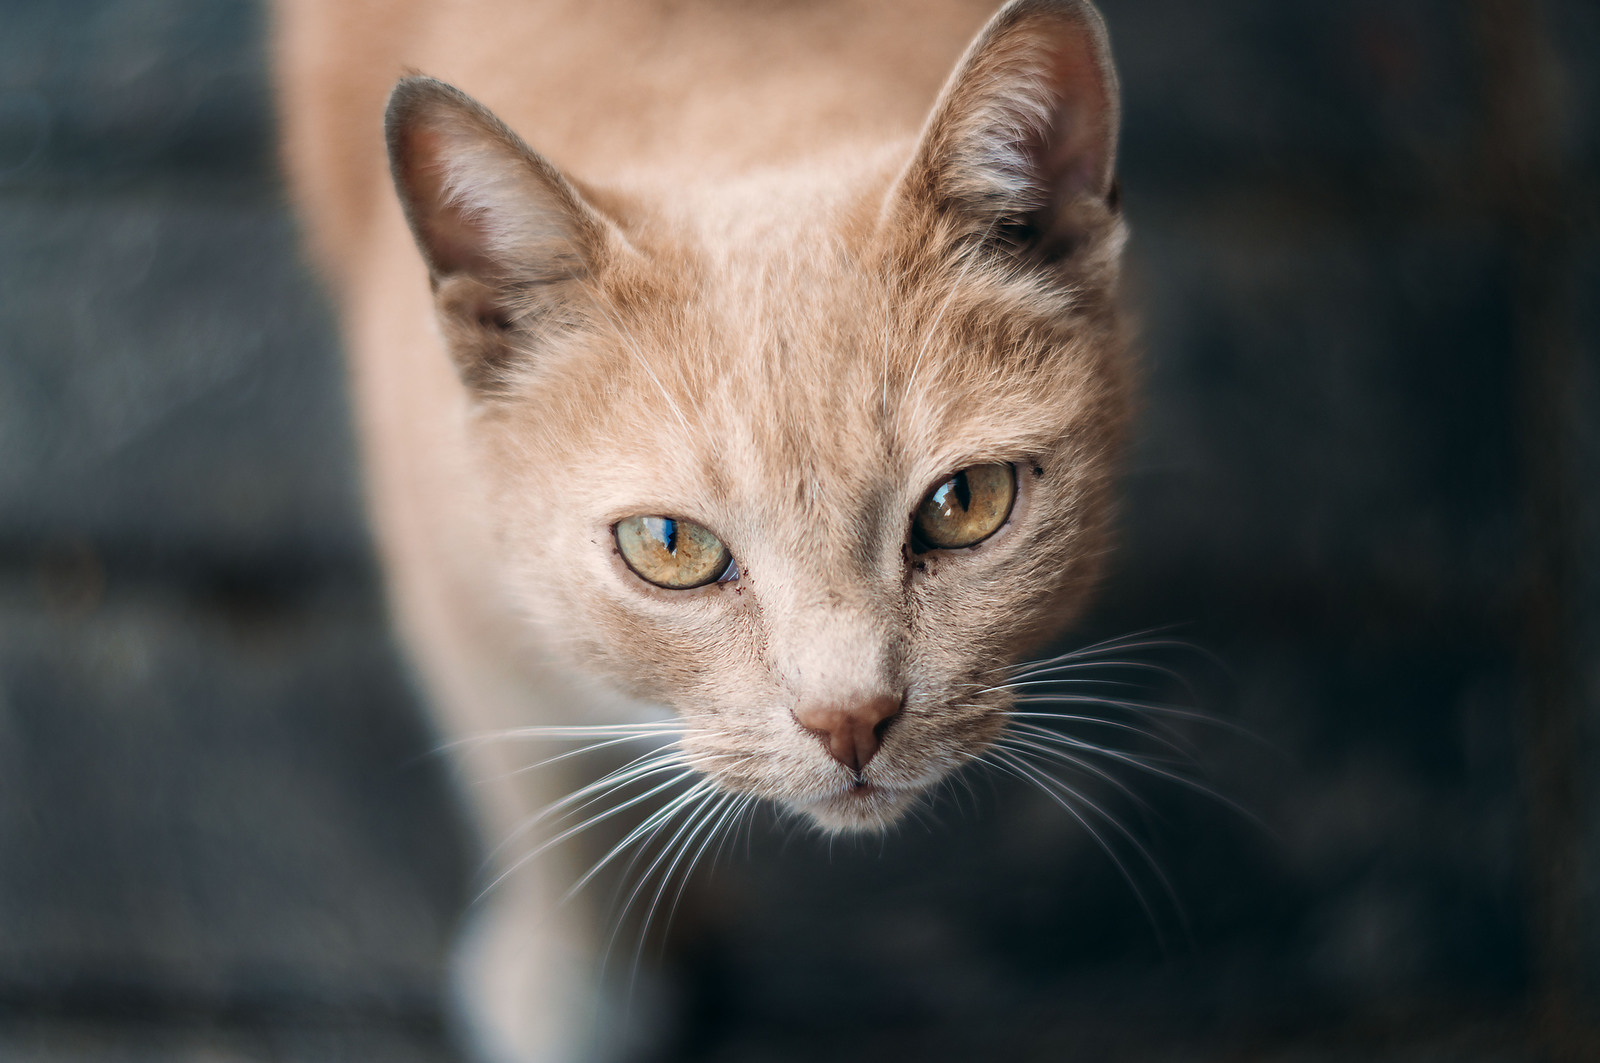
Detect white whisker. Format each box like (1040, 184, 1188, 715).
(985, 748, 1178, 944)
(996, 626, 1199, 673)
(1007, 716, 1196, 764)
(491, 748, 693, 856)
(482, 767, 699, 902)
(444, 720, 687, 749)
(627, 789, 743, 984)
(1009, 723, 1265, 829)
(602, 787, 728, 980)
(994, 734, 1154, 811)
(497, 733, 682, 782)
(1007, 695, 1247, 736)
(518, 742, 750, 840)
(569, 777, 719, 910)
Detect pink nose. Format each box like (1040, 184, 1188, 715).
(793, 693, 903, 772)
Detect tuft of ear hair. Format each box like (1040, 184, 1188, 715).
(385, 76, 613, 389)
(902, 0, 1122, 269)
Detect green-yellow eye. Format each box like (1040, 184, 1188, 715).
(615, 515, 734, 589)
(913, 463, 1015, 550)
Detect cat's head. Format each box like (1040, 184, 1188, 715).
(385, 0, 1129, 833)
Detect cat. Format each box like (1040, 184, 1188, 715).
(276, 0, 1129, 1058)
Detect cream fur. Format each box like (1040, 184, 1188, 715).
(276, 2, 1131, 1059)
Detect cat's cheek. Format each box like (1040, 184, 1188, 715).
(564, 589, 764, 711)
(587, 535, 765, 684)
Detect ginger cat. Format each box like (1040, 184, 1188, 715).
(277, 1, 1129, 1058)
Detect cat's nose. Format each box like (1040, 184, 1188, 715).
(793, 693, 903, 772)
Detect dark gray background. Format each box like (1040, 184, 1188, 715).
(1, 1, 1596, 1060)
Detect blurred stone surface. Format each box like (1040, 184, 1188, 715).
(0, 0, 269, 189)
(0, 1017, 456, 1063)
(0, 0, 466, 1053)
(0, 197, 365, 564)
(0, 0, 1594, 1060)
(0, 579, 464, 1005)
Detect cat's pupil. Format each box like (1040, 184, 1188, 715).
(950, 471, 972, 512)
(662, 518, 678, 554)
(928, 471, 973, 516)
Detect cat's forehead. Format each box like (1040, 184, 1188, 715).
(584, 277, 1075, 529)
(667, 186, 1094, 457)
(531, 169, 1109, 536)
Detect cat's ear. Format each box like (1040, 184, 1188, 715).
(385, 76, 609, 388)
(899, 0, 1121, 267)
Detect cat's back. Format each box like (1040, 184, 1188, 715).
(277, 0, 1002, 281)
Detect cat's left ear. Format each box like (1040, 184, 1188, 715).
(385, 76, 616, 389)
(897, 0, 1121, 267)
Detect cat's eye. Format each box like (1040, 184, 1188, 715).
(913, 463, 1015, 551)
(615, 515, 736, 589)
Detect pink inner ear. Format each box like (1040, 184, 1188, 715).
(1036, 26, 1114, 201)
(399, 121, 502, 279)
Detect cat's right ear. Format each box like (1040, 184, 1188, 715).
(895, 0, 1122, 272)
(385, 76, 609, 389)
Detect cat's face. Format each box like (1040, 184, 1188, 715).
(387, 0, 1128, 832)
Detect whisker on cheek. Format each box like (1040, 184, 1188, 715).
(1007, 712, 1200, 761)
(567, 777, 719, 909)
(992, 626, 1207, 676)
(491, 748, 693, 858)
(481, 766, 703, 903)
(1008, 723, 1265, 829)
(981, 747, 1181, 947)
(995, 734, 1156, 812)
(609, 787, 725, 954)
(621, 789, 745, 983)
(447, 720, 691, 746)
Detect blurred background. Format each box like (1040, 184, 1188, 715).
(1, 0, 1596, 1060)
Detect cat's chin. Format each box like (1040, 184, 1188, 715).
(789, 783, 920, 835)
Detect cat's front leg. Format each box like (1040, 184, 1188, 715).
(449, 868, 599, 1063)
(447, 745, 675, 1063)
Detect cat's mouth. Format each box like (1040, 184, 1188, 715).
(791, 778, 921, 834)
